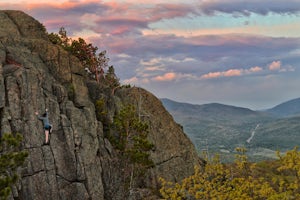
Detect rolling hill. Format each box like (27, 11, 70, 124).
(266, 97, 300, 117)
(161, 98, 300, 162)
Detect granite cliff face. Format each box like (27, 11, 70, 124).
(0, 10, 201, 199)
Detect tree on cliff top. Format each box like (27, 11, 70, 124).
(0, 133, 28, 200)
(48, 27, 118, 85)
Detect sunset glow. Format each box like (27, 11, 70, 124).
(2, 0, 300, 109)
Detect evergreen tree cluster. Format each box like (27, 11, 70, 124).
(111, 104, 154, 189)
(0, 133, 28, 200)
(112, 104, 154, 167)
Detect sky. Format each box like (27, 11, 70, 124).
(2, 0, 300, 109)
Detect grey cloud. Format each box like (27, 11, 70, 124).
(200, 0, 300, 16)
(98, 33, 300, 66)
(88, 33, 300, 90)
(25, 2, 198, 37)
(5, 0, 299, 109)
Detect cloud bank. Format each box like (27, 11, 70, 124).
(1, 0, 300, 109)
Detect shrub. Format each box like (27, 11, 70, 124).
(160, 147, 300, 199)
(0, 133, 28, 199)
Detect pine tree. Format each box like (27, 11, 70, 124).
(0, 133, 28, 200)
(48, 27, 110, 83)
(112, 104, 154, 189)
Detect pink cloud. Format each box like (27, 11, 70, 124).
(201, 72, 223, 79)
(20, 0, 101, 11)
(223, 69, 242, 77)
(153, 72, 177, 81)
(1, 1, 197, 37)
(268, 61, 281, 71)
(123, 76, 138, 84)
(201, 65, 263, 79)
(201, 69, 243, 79)
(249, 66, 263, 72)
(145, 66, 163, 71)
(42, 19, 71, 30)
(94, 36, 137, 53)
(151, 72, 197, 82)
(111, 26, 132, 35)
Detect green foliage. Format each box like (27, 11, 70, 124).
(48, 32, 62, 45)
(235, 147, 251, 177)
(66, 83, 75, 101)
(160, 147, 300, 200)
(48, 27, 115, 84)
(104, 66, 120, 89)
(58, 27, 70, 48)
(161, 99, 300, 163)
(122, 84, 132, 88)
(39, 22, 47, 34)
(0, 133, 28, 200)
(274, 147, 300, 198)
(95, 97, 107, 122)
(126, 132, 154, 167)
(112, 104, 153, 157)
(111, 104, 154, 189)
(56, 27, 100, 78)
(69, 38, 98, 69)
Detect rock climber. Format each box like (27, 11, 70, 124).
(35, 108, 52, 145)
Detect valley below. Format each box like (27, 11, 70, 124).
(161, 98, 300, 162)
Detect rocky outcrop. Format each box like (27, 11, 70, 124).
(0, 10, 202, 199)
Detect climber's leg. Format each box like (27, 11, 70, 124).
(44, 129, 50, 145)
(49, 125, 53, 134)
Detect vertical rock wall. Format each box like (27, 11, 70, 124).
(0, 10, 105, 200)
(0, 10, 202, 200)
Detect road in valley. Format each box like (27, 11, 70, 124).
(246, 124, 260, 143)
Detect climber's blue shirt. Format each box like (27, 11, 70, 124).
(37, 111, 51, 129)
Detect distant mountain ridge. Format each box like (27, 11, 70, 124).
(161, 98, 268, 122)
(266, 97, 300, 117)
(161, 97, 300, 162)
(161, 98, 255, 114)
